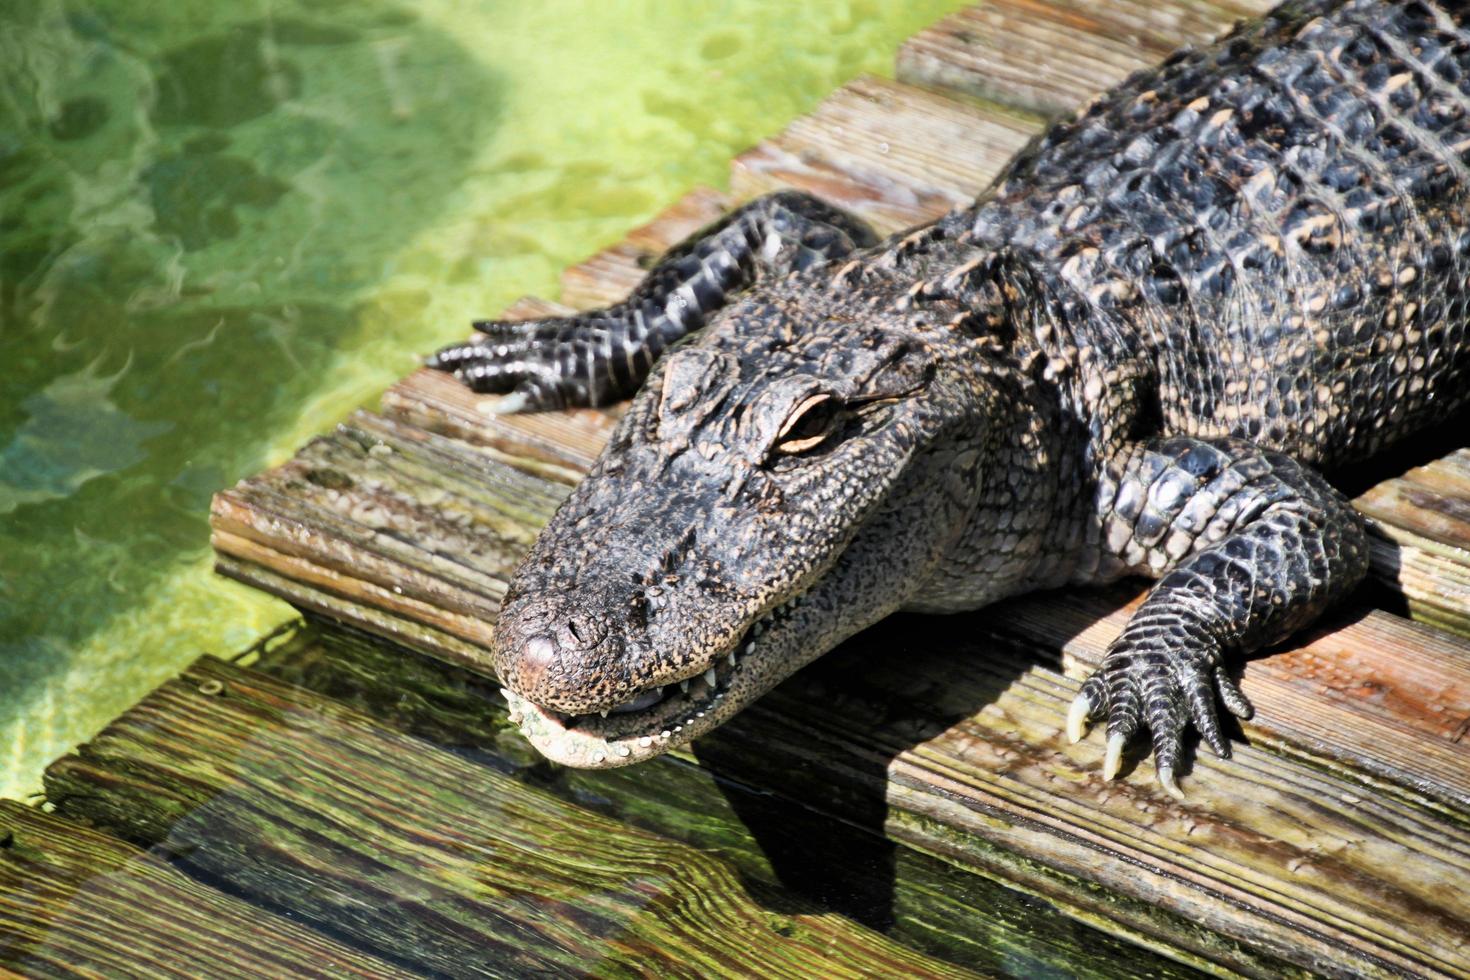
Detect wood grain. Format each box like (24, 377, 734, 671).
(696, 612, 1470, 978)
(731, 75, 1042, 236)
(40, 657, 980, 980)
(231, 620, 1217, 978)
(0, 801, 401, 978)
(896, 0, 1275, 118)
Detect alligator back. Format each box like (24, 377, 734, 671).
(968, 0, 1470, 465)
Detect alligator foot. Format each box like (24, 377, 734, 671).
(1072, 436, 1370, 799)
(429, 190, 878, 410)
(1067, 645, 1253, 802)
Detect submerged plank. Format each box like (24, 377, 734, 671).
(41, 656, 977, 980)
(0, 801, 399, 978)
(232, 619, 1215, 978)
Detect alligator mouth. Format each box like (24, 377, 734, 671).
(500, 593, 806, 768)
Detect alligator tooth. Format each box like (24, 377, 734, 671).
(660, 730, 671, 739)
(592, 751, 606, 764)
(600, 709, 609, 718)
(745, 641, 756, 654)
(680, 679, 690, 693)
(753, 622, 766, 636)
(703, 668, 718, 687)
(616, 745, 632, 757)
(638, 736, 653, 748)
(728, 651, 738, 667)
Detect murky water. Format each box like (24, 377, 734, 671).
(0, 0, 966, 797)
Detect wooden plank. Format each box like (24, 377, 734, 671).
(991, 586, 1470, 809)
(227, 619, 1218, 978)
(39, 656, 983, 980)
(690, 614, 1470, 979)
(0, 801, 400, 978)
(1356, 450, 1470, 635)
(731, 75, 1043, 236)
(205, 410, 1470, 972)
(380, 297, 621, 483)
(211, 409, 574, 672)
(55, 628, 1466, 975)
(895, 0, 1275, 119)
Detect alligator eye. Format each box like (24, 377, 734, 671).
(774, 393, 839, 455)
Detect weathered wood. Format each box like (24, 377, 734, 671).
(212, 409, 574, 671)
(382, 299, 621, 484)
(1356, 449, 1470, 635)
(120, 615, 1466, 977)
(896, 0, 1275, 119)
(693, 615, 1470, 978)
(731, 75, 1042, 236)
(206, 404, 1470, 975)
(993, 586, 1470, 810)
(0, 801, 400, 978)
(227, 619, 1215, 978)
(40, 656, 981, 980)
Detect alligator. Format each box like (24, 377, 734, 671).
(429, 0, 1470, 797)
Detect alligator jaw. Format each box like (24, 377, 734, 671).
(499, 593, 810, 768)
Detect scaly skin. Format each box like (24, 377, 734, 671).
(433, 0, 1470, 796)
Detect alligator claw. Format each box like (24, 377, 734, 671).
(483, 391, 532, 415)
(1102, 731, 1126, 781)
(1157, 765, 1185, 802)
(1070, 632, 1244, 800)
(427, 312, 634, 412)
(1066, 691, 1092, 743)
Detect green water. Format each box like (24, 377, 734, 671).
(0, 1, 965, 798)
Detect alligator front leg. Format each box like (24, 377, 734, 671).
(429, 191, 878, 411)
(1067, 437, 1369, 799)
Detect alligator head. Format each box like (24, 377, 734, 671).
(494, 269, 1048, 766)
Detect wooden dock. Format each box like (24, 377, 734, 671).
(7, 1, 1470, 977)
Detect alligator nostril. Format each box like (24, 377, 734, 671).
(566, 620, 582, 643)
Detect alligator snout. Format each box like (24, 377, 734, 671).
(494, 587, 630, 712)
